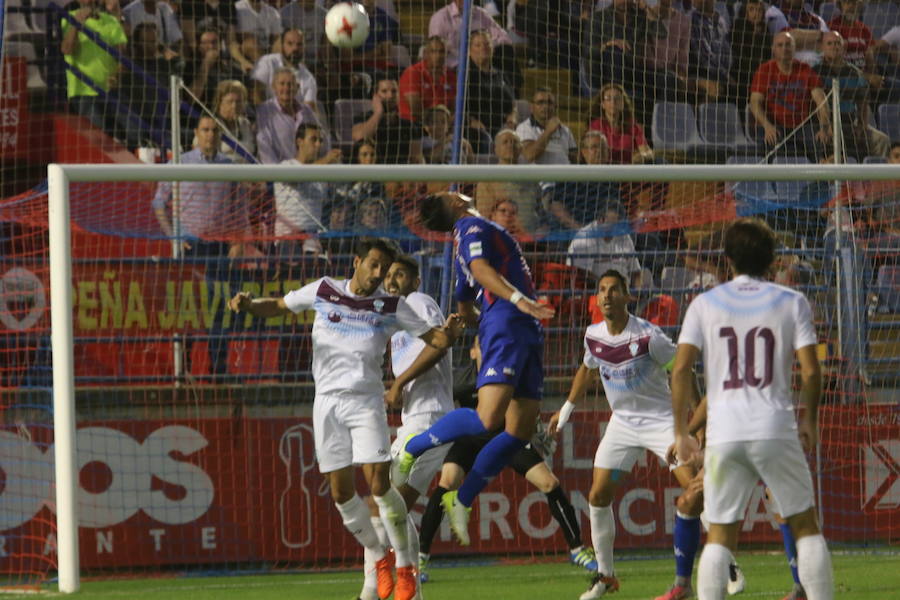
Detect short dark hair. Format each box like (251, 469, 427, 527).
(890, 141, 900, 154)
(599, 269, 629, 296)
(419, 193, 456, 232)
(354, 237, 399, 262)
(295, 122, 320, 141)
(723, 218, 777, 277)
(393, 255, 420, 278)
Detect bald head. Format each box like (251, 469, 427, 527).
(821, 31, 845, 63)
(772, 31, 796, 63)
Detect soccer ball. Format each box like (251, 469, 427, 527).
(324, 2, 370, 49)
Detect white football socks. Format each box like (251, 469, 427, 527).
(589, 504, 615, 576)
(374, 488, 411, 567)
(697, 543, 731, 600)
(797, 534, 834, 600)
(337, 494, 383, 556)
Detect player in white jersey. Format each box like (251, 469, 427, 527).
(229, 238, 462, 600)
(550, 269, 704, 600)
(672, 218, 833, 600)
(357, 255, 455, 600)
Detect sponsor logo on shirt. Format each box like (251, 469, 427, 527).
(485, 367, 498, 376)
(502, 367, 516, 376)
(466, 225, 482, 234)
(469, 241, 483, 257)
(328, 311, 341, 323)
(373, 299, 384, 313)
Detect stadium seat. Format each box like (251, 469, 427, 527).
(651, 102, 706, 153)
(877, 104, 900, 142)
(863, 155, 887, 164)
(876, 265, 900, 313)
(4, 0, 36, 36)
(726, 155, 776, 202)
(714, 1, 731, 30)
(522, 69, 572, 104)
(660, 266, 699, 292)
(772, 156, 811, 203)
(515, 98, 531, 124)
(862, 2, 899, 38)
(697, 102, 756, 152)
(818, 2, 838, 22)
(332, 99, 370, 149)
(3, 40, 47, 90)
(392, 44, 412, 69)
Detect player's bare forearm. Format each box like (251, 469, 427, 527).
(796, 344, 822, 448)
(228, 292, 290, 318)
(419, 314, 463, 351)
(671, 344, 701, 438)
(687, 396, 707, 437)
(393, 344, 447, 390)
(469, 258, 555, 320)
(566, 364, 597, 404)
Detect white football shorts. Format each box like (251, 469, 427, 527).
(313, 394, 391, 473)
(703, 438, 814, 524)
(593, 416, 676, 472)
(392, 412, 450, 495)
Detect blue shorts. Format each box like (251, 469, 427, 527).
(477, 318, 544, 400)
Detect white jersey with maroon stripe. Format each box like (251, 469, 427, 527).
(582, 315, 677, 427)
(284, 277, 431, 399)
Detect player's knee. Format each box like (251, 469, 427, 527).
(588, 486, 613, 507)
(676, 492, 702, 517)
(534, 474, 559, 495)
(786, 507, 821, 538)
(331, 486, 354, 504)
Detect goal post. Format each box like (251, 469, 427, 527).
(45, 162, 900, 593)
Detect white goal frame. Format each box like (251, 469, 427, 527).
(46, 162, 899, 592)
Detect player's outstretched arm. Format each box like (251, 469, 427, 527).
(549, 364, 598, 436)
(385, 338, 455, 410)
(228, 291, 291, 318)
(468, 258, 555, 321)
(419, 313, 464, 351)
(795, 344, 823, 452)
(671, 343, 702, 465)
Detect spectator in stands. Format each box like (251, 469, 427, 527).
(352, 76, 424, 164)
(475, 129, 543, 236)
(764, 0, 829, 66)
(235, 0, 283, 68)
(207, 79, 256, 162)
(566, 204, 643, 289)
(546, 130, 622, 230)
(335, 138, 388, 208)
(750, 31, 832, 160)
(153, 115, 253, 375)
(422, 105, 473, 164)
(121, 22, 181, 147)
(398, 36, 457, 123)
(581, 0, 683, 110)
(729, 0, 772, 103)
(644, 0, 692, 96)
(251, 29, 318, 113)
(814, 31, 890, 160)
(60, 0, 130, 143)
(279, 0, 327, 68)
(429, 0, 511, 69)
(273, 122, 339, 260)
(587, 83, 654, 164)
(356, 197, 390, 233)
(488, 199, 533, 241)
(122, 0, 183, 55)
(689, 0, 735, 102)
(891, 142, 900, 164)
(186, 27, 246, 106)
(180, 0, 247, 70)
(511, 0, 580, 72)
(256, 67, 333, 164)
(463, 30, 517, 154)
(516, 87, 578, 164)
(831, 0, 899, 104)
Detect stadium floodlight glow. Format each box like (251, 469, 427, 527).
(46, 162, 900, 593)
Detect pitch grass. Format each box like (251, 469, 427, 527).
(6, 551, 899, 599)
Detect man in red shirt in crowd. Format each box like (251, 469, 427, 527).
(398, 36, 457, 122)
(749, 31, 832, 160)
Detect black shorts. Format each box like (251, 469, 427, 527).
(443, 432, 544, 477)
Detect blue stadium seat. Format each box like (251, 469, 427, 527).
(651, 102, 706, 153)
(726, 155, 776, 201)
(862, 2, 899, 39)
(877, 104, 900, 142)
(818, 2, 838, 23)
(864, 155, 887, 164)
(333, 99, 370, 149)
(772, 156, 811, 203)
(697, 102, 756, 152)
(515, 98, 531, 124)
(876, 265, 900, 313)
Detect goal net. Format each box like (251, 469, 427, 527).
(2, 0, 900, 592)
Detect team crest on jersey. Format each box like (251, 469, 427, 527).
(329, 295, 340, 302)
(328, 311, 341, 323)
(373, 299, 384, 313)
(629, 342, 639, 356)
(465, 225, 482, 234)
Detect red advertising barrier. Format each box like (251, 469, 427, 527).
(1, 406, 897, 569)
(0, 57, 29, 160)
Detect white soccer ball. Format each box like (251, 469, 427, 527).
(324, 2, 370, 49)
